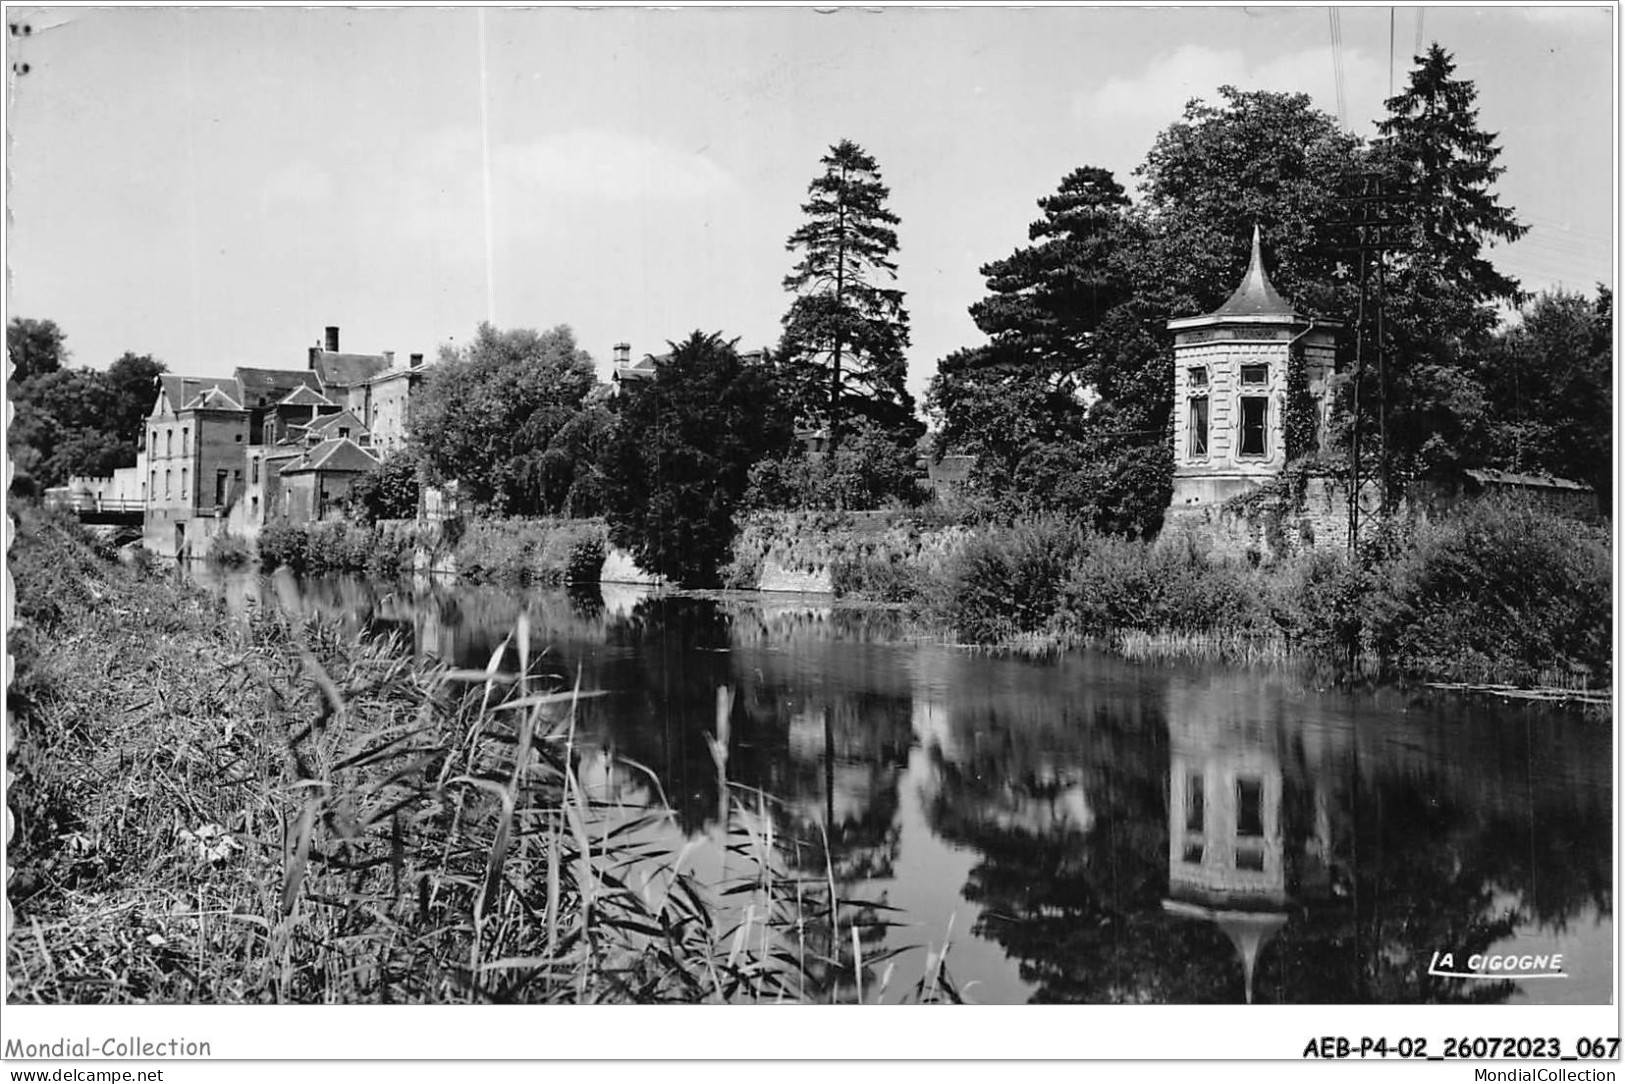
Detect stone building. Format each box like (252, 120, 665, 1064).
(1165, 227, 1340, 516)
(137, 326, 403, 556)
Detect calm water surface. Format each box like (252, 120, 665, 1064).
(194, 566, 1614, 1005)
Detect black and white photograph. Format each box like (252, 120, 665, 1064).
(2, 1, 1616, 1069)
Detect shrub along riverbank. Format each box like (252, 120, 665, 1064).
(252, 516, 607, 587)
(8, 505, 911, 1005)
(829, 500, 1612, 688)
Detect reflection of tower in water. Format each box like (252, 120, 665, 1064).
(1162, 682, 1338, 1004)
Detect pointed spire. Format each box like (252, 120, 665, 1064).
(1213, 225, 1296, 319)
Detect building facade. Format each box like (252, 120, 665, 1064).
(137, 326, 409, 556)
(1165, 228, 1340, 515)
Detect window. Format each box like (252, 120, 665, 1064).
(1236, 778, 1263, 837)
(251, 459, 259, 484)
(338, 426, 350, 440)
(166, 429, 173, 456)
(250, 496, 259, 517)
(1185, 772, 1205, 832)
(234, 433, 243, 443)
(1187, 366, 1208, 388)
(215, 471, 228, 506)
(182, 426, 189, 454)
(1240, 363, 1269, 386)
(181, 468, 188, 501)
(150, 470, 157, 498)
(149, 431, 156, 457)
(1188, 395, 1209, 457)
(164, 470, 172, 498)
(1239, 396, 1268, 456)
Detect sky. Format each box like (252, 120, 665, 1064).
(3, 4, 1616, 408)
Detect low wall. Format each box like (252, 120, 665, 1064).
(757, 558, 833, 594)
(601, 545, 666, 586)
(1162, 470, 1599, 563)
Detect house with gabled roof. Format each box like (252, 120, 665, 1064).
(133, 324, 428, 555)
(275, 437, 381, 523)
(303, 408, 369, 446)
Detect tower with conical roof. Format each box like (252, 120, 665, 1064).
(1165, 227, 1339, 513)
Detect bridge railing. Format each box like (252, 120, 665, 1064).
(45, 494, 147, 515)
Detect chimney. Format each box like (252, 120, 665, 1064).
(325, 326, 340, 353)
(409, 353, 424, 368)
(613, 342, 631, 368)
(383, 350, 395, 368)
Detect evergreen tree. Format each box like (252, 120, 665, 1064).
(780, 140, 919, 453)
(929, 168, 1132, 498)
(602, 332, 794, 587)
(1368, 43, 1528, 482)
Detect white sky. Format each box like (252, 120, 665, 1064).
(4, 5, 1616, 406)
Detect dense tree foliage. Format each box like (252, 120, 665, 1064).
(601, 332, 794, 587)
(779, 140, 921, 453)
(930, 47, 1570, 535)
(1481, 287, 1613, 507)
(410, 322, 597, 515)
(745, 415, 926, 511)
(7, 317, 66, 383)
(348, 449, 423, 524)
(7, 321, 167, 489)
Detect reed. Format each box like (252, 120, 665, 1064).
(6, 502, 923, 1004)
(1116, 628, 1292, 667)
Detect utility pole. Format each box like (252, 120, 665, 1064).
(1331, 170, 1413, 551)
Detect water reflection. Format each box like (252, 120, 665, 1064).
(192, 567, 1613, 1004)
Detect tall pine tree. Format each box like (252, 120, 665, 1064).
(928, 167, 1133, 509)
(780, 140, 919, 454)
(1368, 43, 1528, 483)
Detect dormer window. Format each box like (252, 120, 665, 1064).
(338, 426, 350, 440)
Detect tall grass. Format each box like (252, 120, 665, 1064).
(6, 503, 925, 1004)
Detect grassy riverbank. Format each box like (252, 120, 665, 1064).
(8, 505, 916, 1004)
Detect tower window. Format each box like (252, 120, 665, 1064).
(1236, 778, 1264, 837)
(1185, 772, 1205, 832)
(1239, 397, 1268, 456)
(1188, 395, 1209, 457)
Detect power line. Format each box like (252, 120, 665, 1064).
(1328, 7, 1348, 127)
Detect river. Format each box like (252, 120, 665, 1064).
(191, 565, 1614, 1005)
